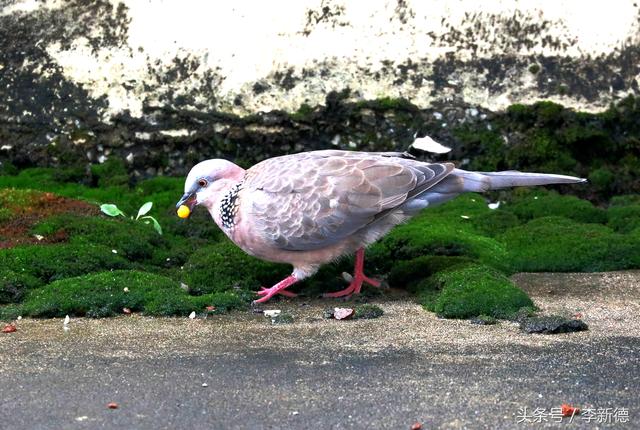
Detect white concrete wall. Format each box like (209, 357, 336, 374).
(4, 0, 640, 118)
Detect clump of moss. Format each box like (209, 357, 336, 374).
(420, 264, 534, 319)
(0, 269, 41, 304)
(470, 314, 498, 325)
(369, 218, 509, 274)
(471, 210, 521, 237)
(354, 304, 384, 319)
(32, 214, 170, 263)
(588, 167, 616, 194)
(270, 313, 294, 324)
(607, 205, 640, 233)
(505, 192, 607, 224)
(20, 270, 245, 318)
(0, 243, 130, 288)
(502, 216, 640, 272)
(91, 158, 128, 187)
(182, 240, 290, 295)
(609, 195, 640, 207)
(387, 255, 473, 291)
(0, 304, 22, 321)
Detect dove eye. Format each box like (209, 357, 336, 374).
(197, 178, 208, 188)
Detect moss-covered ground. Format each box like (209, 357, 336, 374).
(1, 156, 639, 322)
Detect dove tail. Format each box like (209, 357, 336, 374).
(454, 169, 587, 192)
(411, 168, 586, 208)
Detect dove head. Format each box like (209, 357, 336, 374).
(176, 159, 245, 217)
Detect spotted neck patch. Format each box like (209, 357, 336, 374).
(219, 181, 242, 229)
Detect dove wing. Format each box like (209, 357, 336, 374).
(244, 151, 453, 251)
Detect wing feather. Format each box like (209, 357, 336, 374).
(243, 151, 453, 251)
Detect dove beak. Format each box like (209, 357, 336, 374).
(176, 192, 197, 214)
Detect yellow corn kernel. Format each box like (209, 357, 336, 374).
(177, 205, 191, 219)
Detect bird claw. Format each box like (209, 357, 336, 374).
(254, 286, 298, 298)
(323, 273, 381, 298)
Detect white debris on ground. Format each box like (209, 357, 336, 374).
(410, 136, 452, 154)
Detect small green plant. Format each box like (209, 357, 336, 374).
(100, 201, 163, 234)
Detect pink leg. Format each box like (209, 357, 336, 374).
(254, 275, 299, 304)
(324, 248, 381, 298)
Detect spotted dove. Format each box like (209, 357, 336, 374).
(176, 150, 585, 303)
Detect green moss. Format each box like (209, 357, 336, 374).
(0, 161, 18, 176)
(588, 167, 615, 192)
(0, 243, 130, 288)
(420, 264, 534, 319)
(290, 103, 315, 121)
(470, 314, 498, 325)
(502, 216, 640, 272)
(387, 255, 474, 291)
(609, 195, 640, 207)
(368, 217, 510, 274)
(32, 214, 171, 263)
(19, 270, 245, 318)
(358, 97, 415, 111)
(0, 188, 44, 208)
(353, 304, 384, 319)
(90, 158, 128, 187)
(270, 313, 294, 324)
(0, 269, 41, 304)
(0, 207, 10, 224)
(471, 210, 521, 237)
(182, 240, 290, 295)
(528, 64, 541, 74)
(136, 176, 183, 195)
(505, 192, 607, 224)
(0, 304, 22, 321)
(607, 205, 640, 233)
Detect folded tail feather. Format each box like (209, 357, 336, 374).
(408, 168, 586, 208)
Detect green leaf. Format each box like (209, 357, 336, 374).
(100, 204, 125, 217)
(140, 216, 163, 235)
(136, 201, 153, 219)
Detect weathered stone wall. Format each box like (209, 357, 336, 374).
(1, 0, 639, 175)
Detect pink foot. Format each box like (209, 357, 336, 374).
(256, 287, 298, 298)
(253, 275, 298, 304)
(323, 248, 381, 298)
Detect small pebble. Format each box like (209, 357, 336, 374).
(188, 311, 196, 319)
(263, 310, 281, 318)
(202, 383, 208, 387)
(334, 308, 354, 320)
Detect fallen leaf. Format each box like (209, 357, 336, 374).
(411, 135, 451, 154)
(334, 308, 354, 320)
(188, 311, 196, 319)
(561, 404, 580, 417)
(2, 323, 17, 333)
(107, 402, 118, 409)
(122, 308, 132, 315)
(410, 423, 423, 430)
